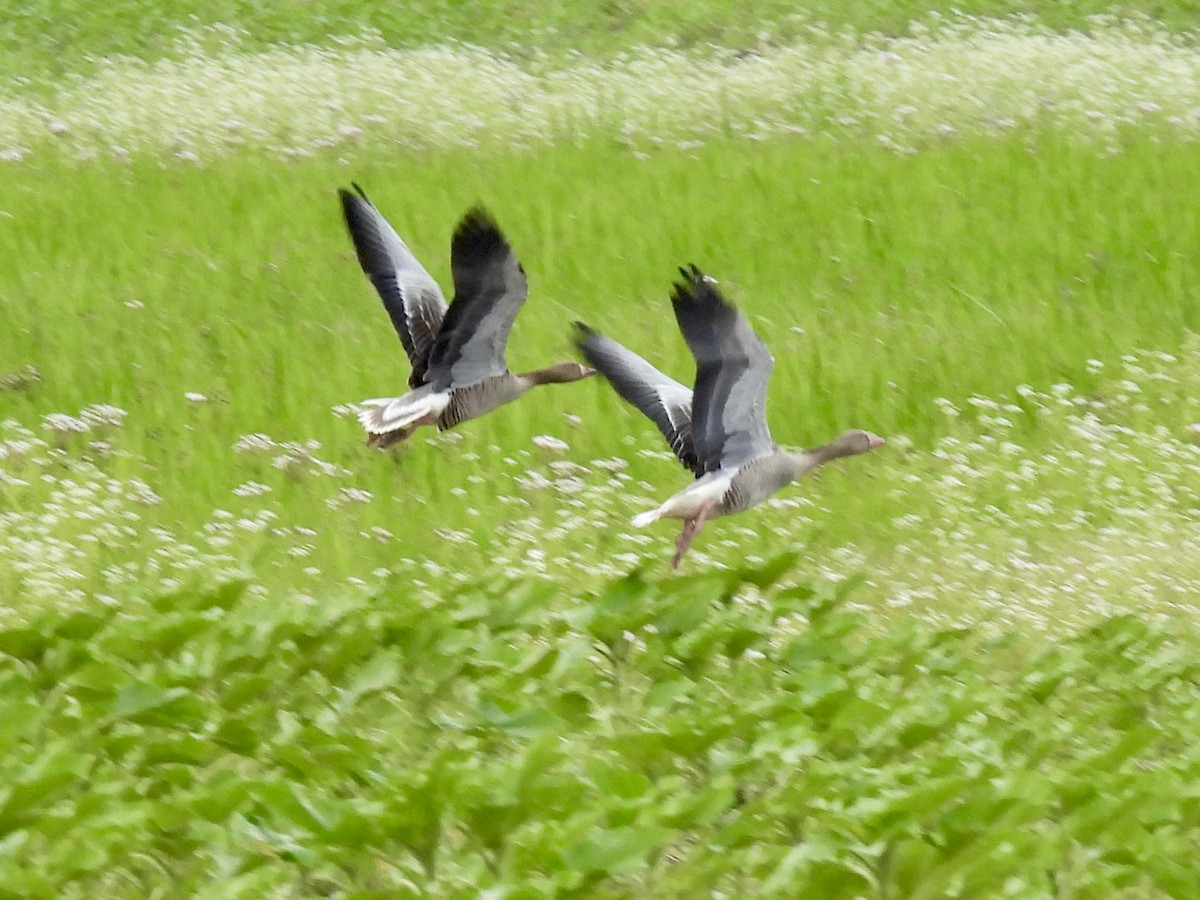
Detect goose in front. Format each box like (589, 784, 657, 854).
(575, 265, 883, 568)
(339, 184, 594, 448)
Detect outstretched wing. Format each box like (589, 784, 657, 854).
(425, 207, 528, 389)
(573, 322, 701, 476)
(671, 265, 775, 472)
(339, 184, 448, 387)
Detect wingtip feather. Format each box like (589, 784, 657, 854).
(339, 182, 371, 208)
(671, 263, 727, 313)
(451, 205, 509, 264)
(571, 321, 599, 347)
(456, 204, 499, 235)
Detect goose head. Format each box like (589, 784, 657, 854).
(828, 429, 886, 458)
(525, 361, 598, 385)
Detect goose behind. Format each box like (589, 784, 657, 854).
(339, 186, 594, 447)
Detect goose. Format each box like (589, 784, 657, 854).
(575, 265, 883, 568)
(339, 184, 595, 447)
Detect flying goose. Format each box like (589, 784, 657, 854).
(575, 265, 883, 568)
(339, 184, 594, 447)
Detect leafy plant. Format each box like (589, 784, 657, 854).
(0, 560, 1198, 895)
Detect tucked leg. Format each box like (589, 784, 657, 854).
(365, 405, 445, 449)
(672, 500, 715, 569)
(369, 424, 418, 448)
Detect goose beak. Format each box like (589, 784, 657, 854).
(867, 433, 886, 449)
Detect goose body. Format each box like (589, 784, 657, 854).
(340, 184, 594, 448)
(576, 266, 883, 568)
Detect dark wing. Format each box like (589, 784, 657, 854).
(339, 184, 448, 387)
(573, 323, 701, 476)
(425, 207, 528, 389)
(671, 265, 775, 472)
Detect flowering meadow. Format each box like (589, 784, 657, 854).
(2, 9, 1200, 896)
(6, 17, 1200, 162)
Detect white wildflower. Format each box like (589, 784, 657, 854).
(233, 433, 275, 452)
(532, 434, 569, 452)
(232, 481, 272, 498)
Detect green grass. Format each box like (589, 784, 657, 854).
(4, 6, 1200, 894)
(9, 132, 1200, 442)
(4, 132, 1200, 606)
(6, 0, 1200, 85)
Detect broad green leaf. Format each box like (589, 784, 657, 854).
(653, 588, 714, 636)
(140, 611, 216, 656)
(141, 732, 219, 766)
(644, 676, 695, 709)
(658, 776, 736, 829)
(109, 683, 179, 719)
(218, 673, 275, 710)
(189, 772, 254, 823)
(586, 760, 652, 800)
(781, 635, 847, 667)
(0, 628, 49, 662)
(0, 856, 55, 899)
(760, 839, 838, 893)
(512, 645, 557, 679)
(574, 572, 653, 643)
(62, 657, 127, 697)
(665, 717, 732, 758)
(553, 690, 592, 722)
(0, 827, 29, 858)
(0, 701, 40, 746)
(108, 686, 207, 729)
(725, 625, 768, 659)
(342, 649, 401, 705)
(0, 742, 91, 833)
(734, 550, 799, 589)
(517, 734, 567, 794)
(52, 611, 107, 641)
(151, 579, 248, 614)
(472, 701, 558, 735)
(214, 716, 262, 755)
(562, 825, 674, 875)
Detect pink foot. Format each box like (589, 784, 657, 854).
(672, 500, 715, 569)
(369, 424, 419, 448)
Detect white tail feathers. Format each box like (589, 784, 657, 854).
(631, 508, 662, 528)
(357, 388, 449, 435)
(631, 472, 733, 527)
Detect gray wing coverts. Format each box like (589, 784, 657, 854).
(573, 323, 702, 476)
(338, 184, 448, 388)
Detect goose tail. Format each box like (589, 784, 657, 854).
(631, 507, 663, 528)
(357, 387, 449, 437)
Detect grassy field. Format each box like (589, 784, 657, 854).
(5, 131, 1199, 621)
(3, 5, 1200, 896)
(9, 18, 1200, 161)
(7, 0, 1200, 85)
